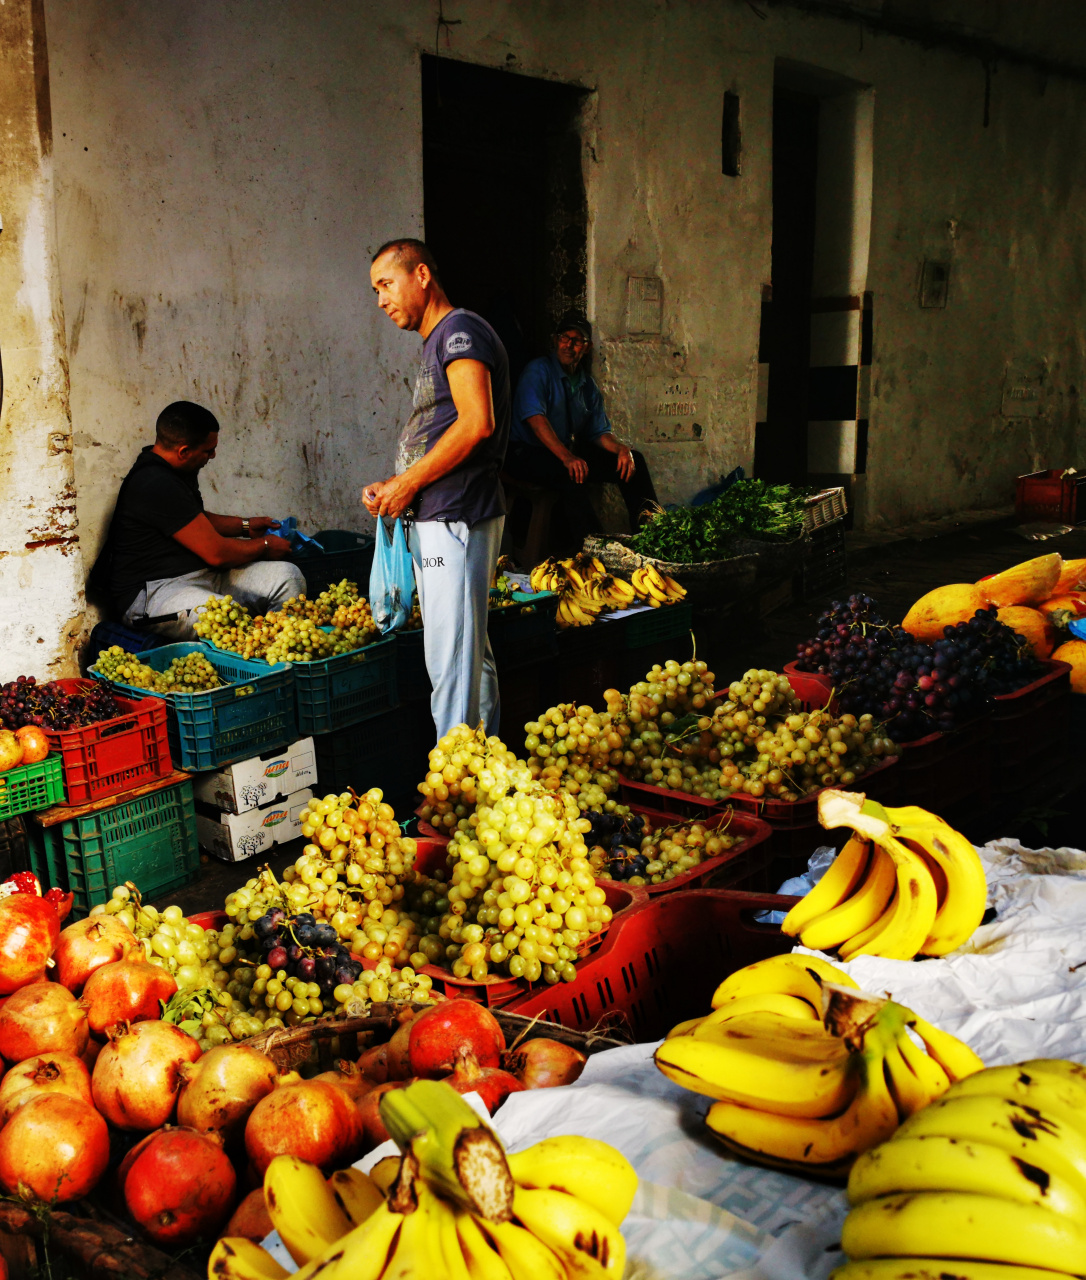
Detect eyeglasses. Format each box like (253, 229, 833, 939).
(556, 332, 588, 348)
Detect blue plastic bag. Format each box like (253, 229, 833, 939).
(369, 518, 415, 634)
(274, 517, 324, 553)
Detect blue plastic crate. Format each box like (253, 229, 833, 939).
(89, 643, 295, 771)
(488, 592, 558, 669)
(312, 703, 430, 810)
(290, 635, 398, 734)
(28, 777, 199, 918)
(395, 629, 430, 702)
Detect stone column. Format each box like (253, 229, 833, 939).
(0, 0, 82, 678)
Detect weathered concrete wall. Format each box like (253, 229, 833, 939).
(45, 0, 1086, 563)
(0, 0, 82, 679)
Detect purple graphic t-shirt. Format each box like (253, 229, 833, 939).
(396, 308, 510, 525)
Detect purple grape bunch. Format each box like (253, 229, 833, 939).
(794, 593, 1039, 741)
(0, 674, 124, 732)
(252, 907, 362, 996)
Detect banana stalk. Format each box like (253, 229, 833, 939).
(379, 1080, 515, 1223)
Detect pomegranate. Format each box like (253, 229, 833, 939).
(14, 727, 48, 765)
(176, 1044, 279, 1145)
(313, 1060, 377, 1103)
(357, 1042, 390, 1084)
(119, 1127, 236, 1246)
(224, 1187, 274, 1242)
(408, 999, 504, 1078)
(504, 1037, 587, 1090)
(55, 915, 138, 993)
(0, 980, 89, 1061)
(92, 1020, 201, 1130)
(445, 1047, 525, 1114)
(0, 1093, 109, 1201)
(357, 1079, 407, 1150)
(385, 1020, 414, 1080)
(0, 894, 60, 995)
(0, 1052, 92, 1124)
(81, 957, 177, 1035)
(245, 1080, 363, 1178)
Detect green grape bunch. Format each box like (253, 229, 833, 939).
(93, 646, 222, 694)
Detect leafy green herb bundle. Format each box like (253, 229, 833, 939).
(628, 479, 809, 564)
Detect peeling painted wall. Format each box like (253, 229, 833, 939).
(0, 0, 82, 679)
(40, 0, 1086, 589)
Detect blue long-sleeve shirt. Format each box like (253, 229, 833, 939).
(511, 353, 611, 448)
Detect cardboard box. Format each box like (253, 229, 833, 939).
(191, 739, 317, 813)
(196, 787, 314, 862)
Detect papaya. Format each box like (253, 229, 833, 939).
(976, 552, 1062, 607)
(1038, 594, 1086, 629)
(1054, 557, 1086, 595)
(902, 584, 987, 642)
(994, 606, 1056, 658)
(1052, 639, 1086, 693)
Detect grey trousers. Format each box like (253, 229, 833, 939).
(409, 516, 503, 740)
(122, 562, 306, 642)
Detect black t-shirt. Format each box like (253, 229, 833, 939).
(106, 447, 208, 613)
(395, 309, 510, 525)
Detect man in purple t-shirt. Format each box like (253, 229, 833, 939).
(363, 239, 510, 738)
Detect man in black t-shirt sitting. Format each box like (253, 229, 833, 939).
(99, 401, 304, 641)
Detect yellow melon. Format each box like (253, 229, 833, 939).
(1052, 639, 1086, 693)
(902, 584, 988, 642)
(995, 606, 1056, 659)
(1038, 594, 1086, 628)
(976, 552, 1063, 607)
(1054, 558, 1086, 595)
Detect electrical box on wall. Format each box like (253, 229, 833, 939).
(644, 376, 703, 442)
(627, 276, 663, 334)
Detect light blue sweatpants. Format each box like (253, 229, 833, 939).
(409, 516, 503, 740)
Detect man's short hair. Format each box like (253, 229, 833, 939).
(371, 238, 443, 288)
(156, 401, 219, 450)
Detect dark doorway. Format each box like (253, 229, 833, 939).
(422, 56, 588, 388)
(754, 85, 820, 484)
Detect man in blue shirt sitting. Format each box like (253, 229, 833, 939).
(506, 311, 657, 552)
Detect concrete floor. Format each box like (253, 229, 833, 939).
(157, 514, 1086, 915)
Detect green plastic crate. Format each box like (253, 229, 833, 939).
(28, 778, 198, 917)
(0, 755, 65, 821)
(615, 601, 693, 649)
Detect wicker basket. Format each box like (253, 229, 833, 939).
(582, 534, 758, 605)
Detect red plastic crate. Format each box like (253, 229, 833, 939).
(895, 712, 992, 815)
(1015, 469, 1086, 525)
(507, 888, 799, 1040)
(626, 804, 773, 894)
(782, 663, 838, 709)
(412, 837, 646, 1007)
(615, 775, 721, 819)
(728, 753, 899, 824)
(990, 659, 1072, 796)
(45, 679, 173, 806)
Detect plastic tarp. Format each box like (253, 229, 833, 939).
(265, 839, 1086, 1279)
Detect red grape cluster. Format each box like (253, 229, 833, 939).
(253, 907, 362, 998)
(794, 594, 1039, 741)
(0, 676, 125, 732)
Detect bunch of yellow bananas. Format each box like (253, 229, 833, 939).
(209, 1079, 635, 1280)
(629, 562, 685, 607)
(654, 952, 983, 1178)
(835, 1060, 1086, 1278)
(530, 553, 685, 628)
(782, 791, 988, 961)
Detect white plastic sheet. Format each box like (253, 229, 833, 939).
(265, 839, 1086, 1280)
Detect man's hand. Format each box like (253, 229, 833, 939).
(260, 534, 293, 560)
(248, 517, 281, 535)
(615, 445, 636, 483)
(563, 454, 589, 484)
(362, 474, 419, 519)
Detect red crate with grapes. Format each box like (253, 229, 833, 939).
(1, 676, 173, 806)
